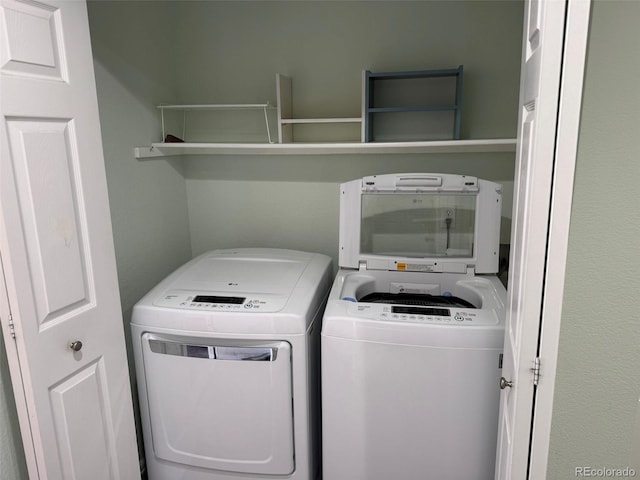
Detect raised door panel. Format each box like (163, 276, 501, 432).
(49, 359, 118, 480)
(6, 118, 93, 324)
(0, 0, 66, 80)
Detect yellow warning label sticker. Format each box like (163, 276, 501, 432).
(396, 263, 435, 272)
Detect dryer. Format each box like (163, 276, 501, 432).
(131, 248, 332, 480)
(321, 173, 507, 480)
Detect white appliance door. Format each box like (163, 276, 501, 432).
(0, 1, 140, 478)
(142, 333, 294, 474)
(495, 1, 567, 479)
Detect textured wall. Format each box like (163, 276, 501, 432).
(177, 1, 523, 261)
(172, 1, 523, 140)
(546, 1, 640, 477)
(86, 1, 194, 468)
(185, 153, 515, 269)
(87, 1, 193, 323)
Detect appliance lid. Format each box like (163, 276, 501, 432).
(339, 173, 502, 274)
(162, 250, 311, 296)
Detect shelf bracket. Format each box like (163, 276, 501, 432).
(134, 146, 168, 159)
(263, 105, 273, 143)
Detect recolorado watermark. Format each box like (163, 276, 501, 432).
(575, 467, 637, 477)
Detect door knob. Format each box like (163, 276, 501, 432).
(69, 340, 83, 352)
(500, 377, 513, 389)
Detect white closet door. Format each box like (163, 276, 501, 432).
(495, 0, 568, 478)
(0, 1, 140, 479)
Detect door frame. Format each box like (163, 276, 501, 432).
(0, 255, 39, 478)
(527, 0, 592, 477)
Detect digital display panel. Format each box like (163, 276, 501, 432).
(391, 306, 451, 316)
(192, 295, 246, 304)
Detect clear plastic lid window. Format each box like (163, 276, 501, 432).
(360, 193, 476, 258)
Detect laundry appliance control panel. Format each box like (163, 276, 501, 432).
(154, 290, 287, 313)
(347, 302, 499, 326)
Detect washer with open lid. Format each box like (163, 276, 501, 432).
(321, 173, 507, 480)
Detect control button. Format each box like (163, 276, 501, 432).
(244, 303, 253, 309)
(454, 315, 464, 321)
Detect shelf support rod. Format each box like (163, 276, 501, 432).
(263, 105, 273, 143)
(182, 111, 187, 141)
(161, 109, 166, 141)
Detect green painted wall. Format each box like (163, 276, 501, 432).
(546, 1, 640, 477)
(173, 0, 523, 140)
(87, 2, 193, 323)
(86, 1, 194, 467)
(175, 1, 523, 262)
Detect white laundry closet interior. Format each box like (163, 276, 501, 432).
(3, 2, 639, 480)
(86, 0, 524, 474)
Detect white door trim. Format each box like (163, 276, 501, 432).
(495, 1, 569, 477)
(528, 0, 592, 477)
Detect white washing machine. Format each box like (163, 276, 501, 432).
(131, 248, 332, 480)
(321, 173, 507, 480)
